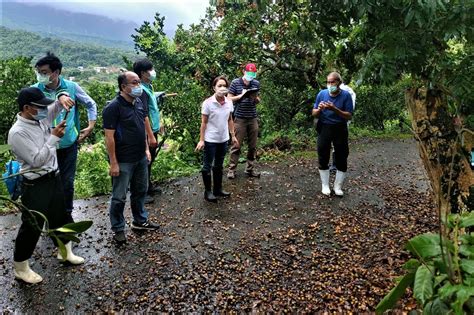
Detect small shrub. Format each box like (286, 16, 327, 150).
(75, 141, 111, 198)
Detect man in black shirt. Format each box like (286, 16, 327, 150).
(103, 71, 159, 244)
(227, 63, 261, 179)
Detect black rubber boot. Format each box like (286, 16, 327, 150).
(202, 171, 217, 203)
(213, 167, 231, 197)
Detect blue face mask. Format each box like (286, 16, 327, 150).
(244, 72, 256, 82)
(32, 107, 48, 121)
(328, 85, 338, 93)
(129, 86, 143, 98)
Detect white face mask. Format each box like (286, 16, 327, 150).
(215, 87, 228, 97)
(148, 70, 156, 81)
(36, 72, 52, 85)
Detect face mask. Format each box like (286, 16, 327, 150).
(36, 72, 52, 85)
(129, 86, 143, 98)
(148, 70, 156, 81)
(215, 87, 228, 97)
(244, 71, 256, 82)
(32, 107, 48, 121)
(328, 85, 338, 93)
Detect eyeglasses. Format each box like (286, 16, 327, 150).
(326, 80, 338, 84)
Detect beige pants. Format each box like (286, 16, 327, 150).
(228, 117, 259, 171)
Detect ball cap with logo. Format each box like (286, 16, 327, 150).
(17, 87, 55, 108)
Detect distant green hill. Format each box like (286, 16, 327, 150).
(1, 2, 138, 50)
(0, 26, 139, 67)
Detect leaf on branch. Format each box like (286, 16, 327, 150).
(55, 235, 67, 261)
(403, 258, 421, 272)
(58, 234, 81, 243)
(0, 144, 10, 155)
(451, 285, 474, 315)
(414, 265, 434, 306)
(55, 227, 76, 233)
(460, 259, 474, 275)
(459, 212, 474, 228)
(404, 9, 415, 27)
(60, 220, 93, 233)
(423, 298, 450, 315)
(460, 245, 474, 259)
(375, 272, 415, 314)
(405, 233, 442, 259)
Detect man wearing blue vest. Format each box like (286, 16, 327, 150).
(133, 58, 163, 203)
(33, 52, 97, 221)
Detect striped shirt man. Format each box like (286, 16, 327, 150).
(228, 78, 260, 119)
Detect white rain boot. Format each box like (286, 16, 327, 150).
(319, 169, 331, 196)
(334, 170, 346, 196)
(57, 242, 85, 265)
(13, 260, 43, 284)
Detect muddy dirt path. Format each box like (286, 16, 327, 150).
(0, 138, 436, 312)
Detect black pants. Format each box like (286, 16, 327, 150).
(14, 172, 70, 262)
(317, 123, 349, 172)
(147, 132, 159, 192)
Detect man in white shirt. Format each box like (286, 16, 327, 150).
(8, 87, 85, 284)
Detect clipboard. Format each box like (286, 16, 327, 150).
(243, 87, 260, 97)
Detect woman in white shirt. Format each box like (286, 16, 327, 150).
(195, 76, 239, 202)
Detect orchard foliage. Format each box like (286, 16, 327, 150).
(0, 57, 35, 143)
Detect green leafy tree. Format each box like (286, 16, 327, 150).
(212, 0, 473, 312)
(0, 56, 35, 142)
(345, 0, 473, 311)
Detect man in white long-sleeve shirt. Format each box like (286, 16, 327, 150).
(8, 87, 85, 284)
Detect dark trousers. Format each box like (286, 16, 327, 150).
(147, 132, 159, 192)
(57, 142, 78, 213)
(14, 173, 70, 262)
(317, 123, 349, 172)
(202, 141, 228, 174)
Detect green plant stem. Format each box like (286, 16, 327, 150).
(0, 195, 44, 233)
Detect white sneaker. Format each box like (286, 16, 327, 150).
(319, 169, 331, 196)
(14, 260, 43, 284)
(57, 242, 85, 265)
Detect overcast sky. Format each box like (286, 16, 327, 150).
(10, 0, 211, 27)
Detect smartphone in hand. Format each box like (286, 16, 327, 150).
(63, 110, 69, 127)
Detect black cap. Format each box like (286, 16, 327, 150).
(17, 87, 54, 108)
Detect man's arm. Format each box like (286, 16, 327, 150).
(75, 84, 98, 142)
(228, 91, 247, 102)
(145, 137, 151, 162)
(323, 101, 353, 120)
(312, 107, 322, 117)
(10, 121, 66, 168)
(228, 114, 239, 148)
(104, 129, 119, 177)
(145, 117, 157, 148)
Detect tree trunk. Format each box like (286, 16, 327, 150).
(406, 88, 473, 216)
